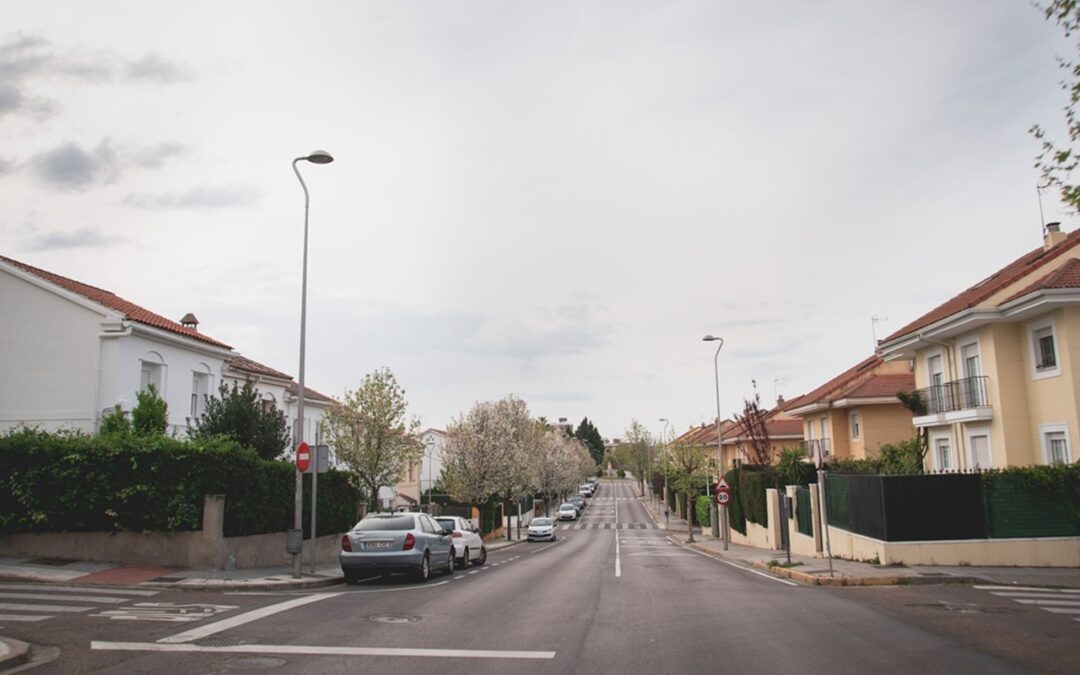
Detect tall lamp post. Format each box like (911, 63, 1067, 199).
(425, 435, 436, 514)
(703, 334, 728, 550)
(292, 149, 334, 578)
(659, 417, 671, 509)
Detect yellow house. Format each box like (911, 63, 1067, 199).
(719, 407, 803, 466)
(877, 223, 1080, 470)
(783, 356, 915, 461)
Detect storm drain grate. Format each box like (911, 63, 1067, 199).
(198, 637, 250, 647)
(27, 557, 78, 566)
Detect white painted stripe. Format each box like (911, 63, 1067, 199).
(681, 546, 799, 587)
(991, 592, 1080, 600)
(0, 603, 91, 613)
(974, 585, 1060, 592)
(1043, 607, 1080, 615)
(1012, 599, 1080, 607)
(0, 592, 128, 604)
(0, 583, 158, 596)
(93, 641, 557, 659)
(0, 613, 51, 622)
(614, 493, 621, 578)
(158, 593, 342, 644)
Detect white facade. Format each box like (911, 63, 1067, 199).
(419, 428, 448, 495)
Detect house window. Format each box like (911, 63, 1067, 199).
(935, 437, 953, 471)
(1041, 424, 1071, 465)
(190, 372, 209, 417)
(1029, 318, 1061, 379)
(968, 431, 992, 469)
(850, 411, 861, 441)
(140, 361, 162, 394)
(927, 353, 945, 413)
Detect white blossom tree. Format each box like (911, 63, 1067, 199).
(530, 427, 585, 515)
(320, 368, 421, 511)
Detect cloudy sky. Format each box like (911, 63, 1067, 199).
(2, 1, 1075, 440)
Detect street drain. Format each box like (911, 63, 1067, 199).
(905, 603, 1021, 615)
(199, 638, 250, 647)
(369, 613, 421, 624)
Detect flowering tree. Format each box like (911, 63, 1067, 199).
(320, 368, 421, 511)
(530, 427, 583, 515)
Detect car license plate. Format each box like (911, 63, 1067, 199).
(365, 541, 391, 550)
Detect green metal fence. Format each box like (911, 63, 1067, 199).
(795, 486, 813, 537)
(984, 477, 1079, 538)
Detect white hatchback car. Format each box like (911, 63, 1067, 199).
(557, 503, 578, 521)
(435, 516, 487, 567)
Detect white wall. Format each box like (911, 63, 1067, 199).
(420, 429, 447, 494)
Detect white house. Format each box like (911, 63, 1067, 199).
(0, 254, 331, 448)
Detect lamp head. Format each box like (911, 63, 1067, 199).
(304, 150, 334, 164)
(703, 334, 721, 342)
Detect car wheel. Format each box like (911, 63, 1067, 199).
(475, 546, 487, 566)
(446, 549, 455, 575)
(343, 570, 360, 585)
(417, 553, 431, 582)
(462, 547, 470, 567)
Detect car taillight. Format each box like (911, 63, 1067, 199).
(341, 535, 352, 552)
(452, 531, 462, 538)
(403, 532, 416, 550)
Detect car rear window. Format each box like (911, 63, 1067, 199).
(355, 515, 414, 531)
(435, 518, 456, 532)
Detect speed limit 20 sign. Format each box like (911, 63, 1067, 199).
(715, 490, 732, 506)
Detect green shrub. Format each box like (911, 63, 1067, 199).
(738, 466, 777, 527)
(131, 384, 168, 436)
(695, 495, 712, 527)
(982, 463, 1080, 537)
(777, 446, 816, 486)
(724, 466, 746, 534)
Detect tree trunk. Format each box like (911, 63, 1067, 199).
(505, 497, 513, 541)
(686, 492, 695, 543)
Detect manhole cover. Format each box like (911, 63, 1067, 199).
(216, 656, 287, 670)
(369, 614, 421, 624)
(27, 557, 78, 566)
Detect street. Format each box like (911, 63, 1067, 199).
(1, 479, 1076, 674)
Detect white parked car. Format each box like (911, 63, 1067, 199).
(435, 516, 487, 567)
(527, 517, 557, 542)
(558, 503, 578, 521)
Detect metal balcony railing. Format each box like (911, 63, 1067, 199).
(807, 438, 831, 459)
(916, 376, 989, 415)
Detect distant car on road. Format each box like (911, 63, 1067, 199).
(557, 503, 578, 521)
(567, 494, 586, 513)
(435, 516, 487, 567)
(340, 512, 455, 584)
(527, 517, 557, 542)
(579, 483, 595, 497)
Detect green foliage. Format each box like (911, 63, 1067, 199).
(827, 436, 926, 475)
(99, 404, 131, 436)
(0, 428, 360, 537)
(191, 380, 291, 461)
(777, 446, 816, 487)
(982, 463, 1080, 537)
(574, 417, 605, 467)
(896, 390, 928, 417)
(724, 466, 747, 535)
(1032, 1, 1080, 210)
(695, 495, 712, 528)
(131, 384, 168, 436)
(738, 467, 777, 527)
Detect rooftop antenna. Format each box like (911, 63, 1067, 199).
(1037, 182, 1051, 234)
(773, 377, 788, 405)
(871, 315, 889, 349)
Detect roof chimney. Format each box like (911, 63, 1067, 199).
(180, 313, 199, 331)
(1044, 222, 1067, 251)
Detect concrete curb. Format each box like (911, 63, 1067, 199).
(0, 635, 31, 672)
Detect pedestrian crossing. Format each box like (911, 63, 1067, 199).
(559, 522, 658, 530)
(975, 585, 1080, 623)
(0, 583, 158, 624)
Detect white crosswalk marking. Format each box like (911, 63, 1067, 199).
(976, 585, 1080, 623)
(0, 584, 159, 625)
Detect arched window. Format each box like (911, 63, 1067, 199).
(140, 351, 166, 395)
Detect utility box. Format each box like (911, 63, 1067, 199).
(285, 529, 303, 555)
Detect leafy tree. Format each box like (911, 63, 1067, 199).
(1032, 1, 1080, 209)
(665, 442, 711, 543)
(320, 368, 422, 511)
(190, 380, 290, 461)
(530, 426, 584, 515)
(99, 403, 131, 436)
(574, 417, 605, 467)
(615, 419, 653, 495)
(734, 393, 774, 466)
(131, 384, 168, 436)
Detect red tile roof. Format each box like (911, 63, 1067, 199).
(782, 355, 880, 411)
(286, 381, 334, 404)
(882, 228, 1080, 344)
(1, 254, 232, 349)
(843, 373, 915, 399)
(228, 355, 291, 380)
(722, 417, 804, 440)
(1003, 257, 1080, 303)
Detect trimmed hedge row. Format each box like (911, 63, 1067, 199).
(0, 429, 360, 537)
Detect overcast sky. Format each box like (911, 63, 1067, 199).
(2, 1, 1075, 440)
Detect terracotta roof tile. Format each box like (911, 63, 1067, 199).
(785, 355, 880, 410)
(1002, 257, 1080, 303)
(843, 373, 915, 399)
(228, 355, 292, 380)
(882, 229, 1080, 344)
(286, 381, 334, 404)
(1, 254, 231, 350)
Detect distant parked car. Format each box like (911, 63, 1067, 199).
(567, 494, 586, 513)
(340, 512, 455, 584)
(435, 516, 487, 567)
(557, 503, 578, 521)
(527, 517, 557, 542)
(579, 484, 595, 497)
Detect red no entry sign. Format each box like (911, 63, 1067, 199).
(296, 442, 311, 473)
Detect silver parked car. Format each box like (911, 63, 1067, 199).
(527, 517, 557, 541)
(557, 503, 578, 521)
(340, 512, 455, 584)
(435, 516, 488, 567)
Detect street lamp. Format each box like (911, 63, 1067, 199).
(703, 334, 727, 550)
(292, 149, 334, 578)
(425, 435, 436, 514)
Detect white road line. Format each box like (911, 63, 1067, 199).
(682, 546, 799, 587)
(92, 641, 557, 660)
(0, 613, 51, 622)
(974, 585, 1060, 592)
(1011, 599, 1080, 607)
(157, 592, 343, 644)
(0, 583, 158, 596)
(1043, 607, 1080, 615)
(0, 603, 92, 613)
(990, 592, 1080, 600)
(614, 490, 621, 578)
(0, 592, 129, 604)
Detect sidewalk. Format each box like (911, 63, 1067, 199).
(638, 493, 1080, 589)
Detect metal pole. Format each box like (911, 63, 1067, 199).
(818, 468, 834, 577)
(710, 338, 728, 550)
(291, 157, 310, 579)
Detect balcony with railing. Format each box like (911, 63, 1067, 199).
(911, 376, 992, 424)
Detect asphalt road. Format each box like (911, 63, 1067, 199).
(2, 479, 1076, 674)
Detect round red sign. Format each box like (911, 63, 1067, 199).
(716, 490, 732, 506)
(296, 442, 311, 473)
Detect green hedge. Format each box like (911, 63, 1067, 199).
(982, 464, 1080, 538)
(0, 429, 360, 537)
(695, 495, 712, 528)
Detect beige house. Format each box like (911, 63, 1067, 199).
(877, 223, 1080, 470)
(719, 408, 803, 466)
(783, 356, 915, 462)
